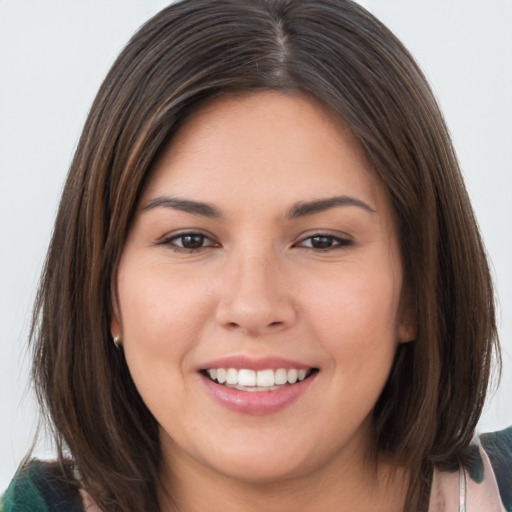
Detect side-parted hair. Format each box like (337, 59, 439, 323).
(30, 1, 498, 510)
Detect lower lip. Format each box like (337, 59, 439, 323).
(201, 373, 317, 415)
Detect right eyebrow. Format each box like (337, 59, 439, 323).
(141, 196, 222, 218)
(287, 195, 376, 218)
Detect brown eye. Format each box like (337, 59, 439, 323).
(309, 235, 336, 249)
(179, 234, 206, 249)
(297, 234, 352, 251)
(160, 232, 217, 252)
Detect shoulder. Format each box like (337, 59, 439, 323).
(429, 427, 512, 512)
(477, 427, 512, 511)
(1, 460, 83, 512)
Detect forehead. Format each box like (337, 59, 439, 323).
(143, 91, 390, 215)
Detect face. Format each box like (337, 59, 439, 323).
(112, 91, 415, 486)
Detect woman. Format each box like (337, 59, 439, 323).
(1, 0, 510, 511)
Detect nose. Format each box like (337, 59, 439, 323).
(215, 250, 297, 336)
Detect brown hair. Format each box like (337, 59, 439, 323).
(30, 0, 499, 510)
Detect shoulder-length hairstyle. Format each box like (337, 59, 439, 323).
(30, 0, 498, 510)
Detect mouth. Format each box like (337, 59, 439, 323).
(201, 367, 319, 392)
(198, 356, 319, 414)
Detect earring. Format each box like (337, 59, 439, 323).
(113, 336, 121, 348)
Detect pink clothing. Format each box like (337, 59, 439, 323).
(429, 447, 507, 512)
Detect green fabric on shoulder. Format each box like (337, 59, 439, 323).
(481, 426, 512, 512)
(0, 460, 82, 512)
(1, 461, 49, 512)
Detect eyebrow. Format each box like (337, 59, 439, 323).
(142, 197, 222, 218)
(287, 196, 376, 218)
(142, 194, 375, 219)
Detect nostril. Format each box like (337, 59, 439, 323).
(226, 320, 282, 329)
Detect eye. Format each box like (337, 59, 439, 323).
(159, 232, 218, 251)
(297, 234, 352, 250)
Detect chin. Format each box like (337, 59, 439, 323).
(210, 455, 314, 486)
(197, 432, 328, 486)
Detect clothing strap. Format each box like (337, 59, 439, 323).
(459, 465, 467, 512)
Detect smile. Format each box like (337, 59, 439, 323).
(204, 368, 315, 391)
(199, 358, 319, 414)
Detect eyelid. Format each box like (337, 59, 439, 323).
(157, 229, 219, 250)
(294, 231, 354, 249)
(154, 229, 353, 251)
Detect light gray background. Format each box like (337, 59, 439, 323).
(1, 0, 511, 490)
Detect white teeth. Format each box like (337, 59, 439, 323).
(238, 369, 256, 387)
(205, 367, 313, 387)
(275, 368, 288, 385)
(226, 368, 238, 385)
(257, 369, 275, 387)
(216, 368, 227, 384)
(287, 369, 298, 384)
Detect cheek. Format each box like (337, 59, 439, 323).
(300, 264, 402, 366)
(115, 261, 217, 422)
(116, 259, 216, 369)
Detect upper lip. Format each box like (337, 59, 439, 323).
(199, 355, 315, 372)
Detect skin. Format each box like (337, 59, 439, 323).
(112, 91, 416, 512)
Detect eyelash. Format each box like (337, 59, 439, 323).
(159, 232, 218, 252)
(296, 233, 353, 251)
(158, 232, 353, 252)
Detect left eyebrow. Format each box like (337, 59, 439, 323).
(142, 196, 222, 218)
(287, 195, 376, 218)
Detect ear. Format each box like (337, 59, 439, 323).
(397, 288, 417, 343)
